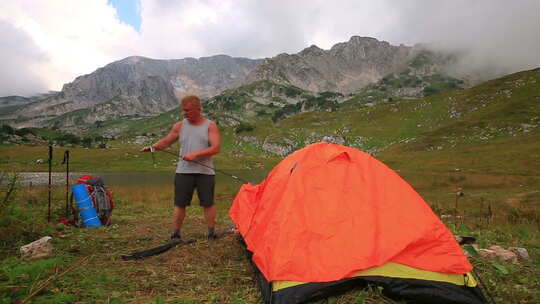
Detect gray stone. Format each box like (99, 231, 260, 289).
(8, 55, 262, 129)
(508, 247, 530, 260)
(488, 245, 518, 262)
(246, 36, 452, 95)
(20, 236, 54, 259)
(478, 249, 496, 259)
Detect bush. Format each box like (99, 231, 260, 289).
(284, 86, 303, 97)
(318, 91, 343, 99)
(82, 137, 93, 148)
(272, 110, 285, 123)
(0, 124, 14, 135)
(214, 95, 240, 111)
(14, 128, 35, 136)
(234, 123, 255, 134)
(423, 86, 438, 96)
(56, 133, 81, 145)
(256, 109, 267, 116)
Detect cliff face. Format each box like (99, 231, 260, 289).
(246, 36, 445, 93)
(3, 36, 459, 130)
(11, 55, 262, 127)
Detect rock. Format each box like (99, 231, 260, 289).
(497, 251, 518, 263)
(488, 245, 518, 262)
(488, 245, 504, 252)
(454, 235, 476, 245)
(35, 159, 44, 164)
(20, 236, 54, 259)
(13, 55, 262, 129)
(508, 247, 530, 260)
(478, 249, 496, 259)
(321, 136, 345, 145)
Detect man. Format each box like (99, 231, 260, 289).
(140, 95, 221, 240)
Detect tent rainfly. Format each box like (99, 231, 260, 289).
(229, 142, 486, 304)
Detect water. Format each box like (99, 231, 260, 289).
(6, 169, 269, 188)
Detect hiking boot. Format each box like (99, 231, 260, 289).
(170, 233, 181, 241)
(207, 233, 217, 241)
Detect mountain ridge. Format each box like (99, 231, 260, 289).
(0, 36, 500, 131)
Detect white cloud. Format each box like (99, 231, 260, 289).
(0, 0, 539, 96)
(0, 0, 140, 95)
(385, 1, 540, 78)
(0, 20, 48, 96)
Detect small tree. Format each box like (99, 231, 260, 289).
(0, 124, 14, 135)
(82, 137, 93, 148)
(235, 123, 255, 134)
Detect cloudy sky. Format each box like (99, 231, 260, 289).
(1, 0, 539, 96)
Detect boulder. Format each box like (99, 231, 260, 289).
(478, 249, 496, 259)
(20, 236, 54, 259)
(488, 245, 518, 262)
(508, 247, 530, 260)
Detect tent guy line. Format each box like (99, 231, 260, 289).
(148, 147, 250, 184)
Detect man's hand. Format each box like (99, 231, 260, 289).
(140, 146, 154, 152)
(182, 152, 198, 161)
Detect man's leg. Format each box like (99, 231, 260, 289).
(196, 174, 216, 239)
(203, 205, 216, 229)
(172, 174, 194, 239)
(172, 206, 186, 235)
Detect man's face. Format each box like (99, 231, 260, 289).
(182, 103, 201, 122)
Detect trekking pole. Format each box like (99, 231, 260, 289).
(150, 146, 157, 168)
(455, 189, 464, 229)
(47, 145, 53, 222)
(62, 150, 70, 217)
(153, 148, 250, 184)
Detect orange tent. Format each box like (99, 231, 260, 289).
(230, 142, 485, 303)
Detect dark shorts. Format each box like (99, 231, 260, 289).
(174, 173, 215, 207)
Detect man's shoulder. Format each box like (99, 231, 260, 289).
(172, 121, 183, 131)
(207, 120, 219, 129)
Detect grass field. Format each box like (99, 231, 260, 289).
(0, 145, 281, 174)
(1, 69, 539, 303)
(1, 154, 539, 303)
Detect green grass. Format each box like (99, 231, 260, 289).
(1, 68, 539, 303)
(0, 171, 538, 303)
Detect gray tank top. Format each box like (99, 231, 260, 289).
(176, 118, 215, 175)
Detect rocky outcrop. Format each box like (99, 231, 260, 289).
(0, 95, 33, 108)
(9, 55, 262, 128)
(246, 36, 449, 94)
(2, 36, 460, 131)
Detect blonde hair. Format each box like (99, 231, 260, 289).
(180, 95, 201, 107)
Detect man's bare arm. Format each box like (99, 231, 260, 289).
(140, 122, 182, 152)
(182, 122, 221, 160)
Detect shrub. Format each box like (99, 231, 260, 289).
(14, 128, 35, 136)
(0, 124, 14, 135)
(284, 86, 303, 97)
(318, 91, 343, 99)
(56, 133, 81, 145)
(272, 110, 285, 123)
(235, 123, 255, 134)
(82, 137, 93, 148)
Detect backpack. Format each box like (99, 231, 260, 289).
(71, 174, 115, 226)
